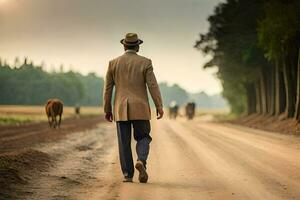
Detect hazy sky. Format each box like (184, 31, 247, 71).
(0, 0, 222, 94)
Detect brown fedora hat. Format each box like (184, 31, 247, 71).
(120, 33, 143, 46)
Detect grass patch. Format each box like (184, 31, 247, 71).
(0, 105, 104, 126)
(213, 113, 238, 122)
(0, 115, 46, 126)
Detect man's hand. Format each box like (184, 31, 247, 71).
(105, 112, 113, 122)
(156, 108, 164, 120)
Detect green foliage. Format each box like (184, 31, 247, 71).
(0, 58, 228, 109)
(258, 0, 300, 61)
(77, 73, 104, 106)
(196, 0, 300, 117)
(222, 79, 247, 114)
(0, 114, 46, 126)
(195, 0, 268, 114)
(0, 60, 104, 106)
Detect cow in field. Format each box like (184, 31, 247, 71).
(45, 99, 63, 128)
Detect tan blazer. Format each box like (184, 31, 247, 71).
(103, 51, 163, 121)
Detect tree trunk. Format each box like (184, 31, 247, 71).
(268, 65, 276, 115)
(283, 56, 296, 118)
(294, 47, 300, 120)
(275, 59, 286, 115)
(255, 80, 262, 114)
(259, 68, 268, 115)
(245, 82, 256, 115)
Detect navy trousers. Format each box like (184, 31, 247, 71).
(116, 120, 152, 179)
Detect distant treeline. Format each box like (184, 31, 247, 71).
(196, 0, 300, 120)
(0, 58, 227, 108)
(158, 83, 227, 108)
(0, 58, 103, 106)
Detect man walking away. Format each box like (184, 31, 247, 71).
(103, 33, 164, 183)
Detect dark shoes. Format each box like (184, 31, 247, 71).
(135, 161, 148, 183)
(123, 177, 133, 183)
(122, 161, 148, 183)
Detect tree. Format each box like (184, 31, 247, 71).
(258, 0, 300, 118)
(0, 60, 104, 106)
(195, 0, 267, 115)
(196, 0, 300, 121)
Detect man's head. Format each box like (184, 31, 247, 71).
(120, 33, 143, 52)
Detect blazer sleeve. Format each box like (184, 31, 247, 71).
(145, 60, 163, 110)
(103, 62, 114, 113)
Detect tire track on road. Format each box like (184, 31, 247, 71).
(180, 121, 300, 200)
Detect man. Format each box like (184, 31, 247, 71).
(103, 33, 164, 183)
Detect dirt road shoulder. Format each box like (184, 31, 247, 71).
(0, 115, 105, 200)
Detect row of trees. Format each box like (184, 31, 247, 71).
(1, 58, 225, 108)
(0, 58, 104, 106)
(196, 0, 300, 120)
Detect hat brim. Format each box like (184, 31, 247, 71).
(120, 39, 143, 46)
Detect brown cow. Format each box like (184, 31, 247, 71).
(45, 99, 63, 128)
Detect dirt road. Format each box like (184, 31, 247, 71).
(2, 118, 300, 200)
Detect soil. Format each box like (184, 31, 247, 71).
(1, 116, 300, 200)
(0, 116, 104, 200)
(0, 116, 104, 154)
(232, 114, 300, 135)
